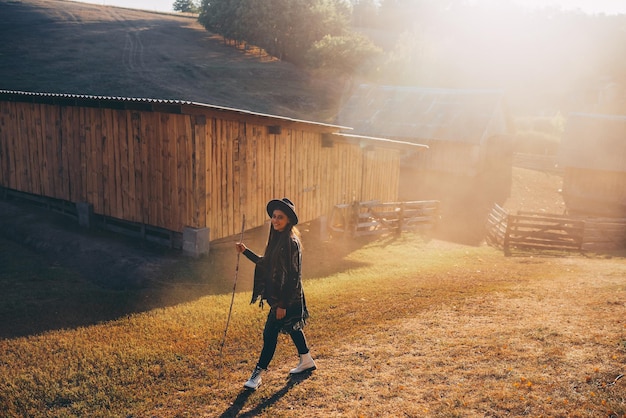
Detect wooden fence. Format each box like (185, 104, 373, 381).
(581, 218, 626, 252)
(485, 203, 508, 248)
(512, 153, 562, 173)
(486, 204, 626, 255)
(329, 200, 440, 237)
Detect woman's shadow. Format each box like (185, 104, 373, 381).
(219, 371, 314, 417)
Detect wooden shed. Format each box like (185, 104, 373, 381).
(559, 113, 626, 218)
(337, 85, 514, 203)
(0, 90, 414, 254)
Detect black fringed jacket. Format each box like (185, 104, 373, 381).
(243, 235, 304, 310)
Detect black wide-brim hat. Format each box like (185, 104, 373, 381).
(266, 197, 298, 225)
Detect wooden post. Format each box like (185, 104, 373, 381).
(397, 203, 405, 235)
(503, 214, 512, 256)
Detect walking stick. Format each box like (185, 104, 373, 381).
(217, 214, 246, 387)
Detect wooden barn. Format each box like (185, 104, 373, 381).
(559, 113, 626, 218)
(0, 90, 418, 255)
(337, 85, 515, 207)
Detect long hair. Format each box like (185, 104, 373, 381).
(263, 223, 301, 272)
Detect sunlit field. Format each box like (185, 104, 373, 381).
(1, 225, 625, 417)
(1, 0, 626, 415)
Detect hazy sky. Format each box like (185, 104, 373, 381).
(74, 0, 626, 15)
(515, 0, 626, 14)
(74, 0, 174, 12)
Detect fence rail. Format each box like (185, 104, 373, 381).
(330, 200, 440, 237)
(505, 212, 584, 254)
(512, 153, 562, 173)
(485, 203, 508, 247)
(486, 204, 626, 255)
(582, 218, 626, 251)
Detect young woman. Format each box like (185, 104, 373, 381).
(235, 198, 316, 390)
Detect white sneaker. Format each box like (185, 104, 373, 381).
(244, 366, 264, 390)
(289, 353, 316, 374)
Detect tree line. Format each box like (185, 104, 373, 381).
(193, 0, 381, 73)
(173, 0, 626, 115)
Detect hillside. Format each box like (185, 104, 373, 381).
(0, 0, 342, 122)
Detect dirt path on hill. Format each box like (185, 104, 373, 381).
(0, 0, 341, 121)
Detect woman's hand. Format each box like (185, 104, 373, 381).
(276, 307, 286, 320)
(235, 242, 247, 253)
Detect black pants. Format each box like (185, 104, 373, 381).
(257, 307, 309, 370)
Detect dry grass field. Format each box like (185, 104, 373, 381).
(1, 1, 625, 416)
(1, 168, 625, 417)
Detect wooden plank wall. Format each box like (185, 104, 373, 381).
(0, 102, 72, 202)
(360, 148, 399, 202)
(563, 167, 626, 217)
(0, 102, 199, 233)
(203, 121, 399, 240)
(0, 100, 402, 242)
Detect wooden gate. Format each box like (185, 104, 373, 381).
(329, 200, 440, 237)
(486, 204, 626, 255)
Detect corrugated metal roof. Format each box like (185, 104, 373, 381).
(560, 112, 626, 172)
(337, 85, 509, 144)
(0, 89, 351, 131)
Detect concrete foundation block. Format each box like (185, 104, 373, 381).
(182, 226, 210, 257)
(76, 202, 94, 228)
